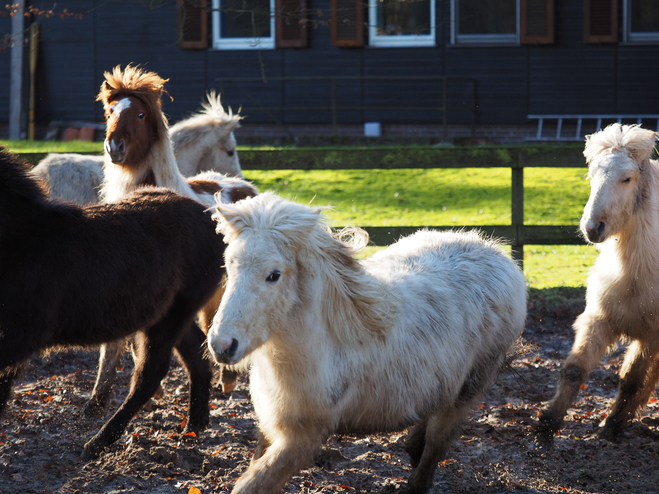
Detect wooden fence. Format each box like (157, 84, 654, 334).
(20, 145, 587, 266)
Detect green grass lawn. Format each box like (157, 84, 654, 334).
(3, 141, 595, 289)
(0, 140, 103, 153)
(242, 168, 595, 289)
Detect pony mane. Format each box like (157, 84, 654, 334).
(96, 64, 170, 140)
(584, 123, 659, 165)
(0, 148, 48, 203)
(171, 90, 243, 151)
(214, 192, 391, 343)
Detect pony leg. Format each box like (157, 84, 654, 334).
(197, 283, 225, 334)
(220, 367, 240, 394)
(253, 429, 272, 462)
(232, 435, 322, 494)
(83, 331, 176, 458)
(537, 313, 618, 445)
(198, 282, 239, 394)
(601, 341, 659, 440)
(405, 418, 429, 469)
(84, 340, 125, 416)
(130, 338, 165, 399)
(407, 408, 464, 494)
(173, 322, 213, 434)
(0, 367, 21, 415)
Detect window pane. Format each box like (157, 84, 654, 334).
(221, 0, 271, 38)
(631, 0, 659, 33)
(376, 0, 432, 36)
(458, 0, 516, 35)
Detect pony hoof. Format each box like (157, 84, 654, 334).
(183, 418, 210, 437)
(220, 369, 239, 394)
(152, 383, 165, 400)
(81, 440, 104, 460)
(598, 425, 622, 443)
(221, 381, 236, 394)
(82, 400, 106, 418)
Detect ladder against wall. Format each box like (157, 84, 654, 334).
(527, 114, 659, 141)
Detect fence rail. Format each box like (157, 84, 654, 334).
(19, 145, 587, 267)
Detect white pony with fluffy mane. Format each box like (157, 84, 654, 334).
(207, 192, 527, 494)
(170, 89, 243, 178)
(537, 123, 659, 445)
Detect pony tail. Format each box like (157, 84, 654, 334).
(334, 227, 370, 255)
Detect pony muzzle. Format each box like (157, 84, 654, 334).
(212, 337, 240, 364)
(581, 218, 606, 243)
(105, 138, 126, 164)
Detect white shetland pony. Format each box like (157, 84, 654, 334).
(30, 91, 243, 205)
(207, 192, 527, 494)
(537, 124, 659, 445)
(170, 90, 243, 178)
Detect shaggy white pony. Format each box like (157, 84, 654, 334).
(537, 124, 659, 446)
(207, 192, 527, 494)
(170, 90, 243, 178)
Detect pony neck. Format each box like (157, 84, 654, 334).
(612, 160, 659, 277)
(101, 134, 194, 202)
(300, 229, 394, 346)
(144, 136, 195, 195)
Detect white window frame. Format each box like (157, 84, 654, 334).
(368, 0, 436, 47)
(450, 0, 520, 45)
(212, 0, 276, 50)
(622, 0, 659, 44)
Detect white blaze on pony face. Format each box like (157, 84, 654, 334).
(581, 150, 639, 243)
(208, 233, 300, 365)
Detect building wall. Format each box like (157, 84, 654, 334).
(1, 0, 658, 133)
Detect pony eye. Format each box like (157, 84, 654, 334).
(227, 150, 235, 157)
(622, 177, 631, 183)
(266, 270, 281, 283)
(138, 112, 145, 119)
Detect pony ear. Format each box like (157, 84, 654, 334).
(211, 201, 249, 243)
(96, 81, 110, 106)
(273, 205, 323, 249)
(623, 127, 659, 163)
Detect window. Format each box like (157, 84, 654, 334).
(212, 0, 276, 49)
(623, 0, 659, 43)
(451, 0, 520, 45)
(368, 0, 436, 47)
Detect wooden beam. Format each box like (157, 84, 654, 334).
(9, 0, 26, 140)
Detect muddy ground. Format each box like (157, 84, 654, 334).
(2, 288, 659, 494)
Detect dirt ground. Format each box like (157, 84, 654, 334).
(2, 288, 659, 494)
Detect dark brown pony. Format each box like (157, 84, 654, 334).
(0, 148, 225, 458)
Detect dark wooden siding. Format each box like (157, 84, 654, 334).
(2, 0, 659, 130)
(34, 1, 97, 124)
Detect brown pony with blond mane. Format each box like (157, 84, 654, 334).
(84, 65, 257, 415)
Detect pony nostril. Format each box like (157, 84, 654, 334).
(596, 222, 605, 235)
(118, 141, 125, 154)
(222, 338, 239, 357)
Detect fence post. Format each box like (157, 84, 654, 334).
(331, 78, 337, 137)
(511, 150, 524, 268)
(442, 78, 448, 142)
